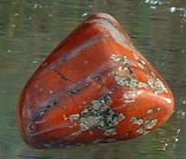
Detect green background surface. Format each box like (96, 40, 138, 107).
(0, 0, 185, 158)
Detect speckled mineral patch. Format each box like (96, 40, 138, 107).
(110, 54, 167, 95)
(69, 95, 125, 136)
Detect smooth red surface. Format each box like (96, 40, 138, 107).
(19, 13, 175, 148)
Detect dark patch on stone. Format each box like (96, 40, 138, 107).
(33, 100, 58, 122)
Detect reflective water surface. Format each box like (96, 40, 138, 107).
(0, 0, 185, 159)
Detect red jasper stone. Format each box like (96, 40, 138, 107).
(19, 13, 175, 148)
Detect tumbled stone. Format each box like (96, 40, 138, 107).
(19, 13, 175, 148)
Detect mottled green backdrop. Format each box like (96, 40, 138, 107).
(0, 0, 186, 159)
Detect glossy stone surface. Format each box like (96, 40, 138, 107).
(19, 13, 175, 148)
